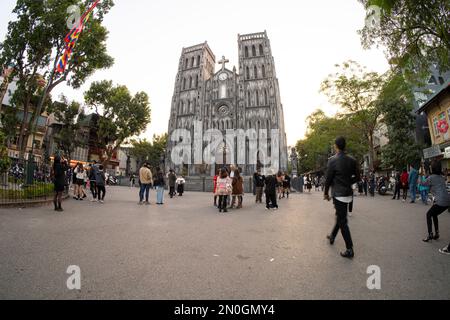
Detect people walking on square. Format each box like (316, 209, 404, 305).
(168, 169, 176, 199)
(409, 164, 419, 203)
(362, 175, 368, 196)
(265, 169, 278, 210)
(282, 172, 291, 199)
(130, 174, 136, 188)
(400, 169, 409, 202)
(276, 171, 284, 200)
(254, 169, 265, 203)
(52, 155, 68, 212)
(215, 168, 232, 213)
(419, 168, 430, 205)
(299, 174, 304, 193)
(369, 172, 375, 197)
(88, 164, 98, 202)
(96, 165, 106, 203)
(305, 175, 312, 193)
(231, 169, 244, 209)
(139, 163, 153, 205)
(213, 170, 219, 206)
(74, 163, 87, 201)
(176, 175, 185, 196)
(154, 168, 166, 205)
(324, 137, 360, 259)
(420, 161, 450, 243)
(392, 172, 401, 200)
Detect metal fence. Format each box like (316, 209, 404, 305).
(0, 160, 62, 205)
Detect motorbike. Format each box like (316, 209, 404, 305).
(107, 175, 118, 185)
(377, 178, 387, 195)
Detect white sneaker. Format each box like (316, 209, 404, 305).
(91, 199, 98, 202)
(100, 200, 104, 204)
(439, 247, 450, 255)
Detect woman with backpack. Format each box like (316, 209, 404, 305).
(215, 168, 232, 213)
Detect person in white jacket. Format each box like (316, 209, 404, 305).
(74, 163, 87, 200)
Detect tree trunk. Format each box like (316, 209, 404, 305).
(368, 132, 375, 172)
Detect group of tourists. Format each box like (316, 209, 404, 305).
(52, 156, 107, 212)
(137, 163, 186, 205)
(323, 136, 450, 259)
(212, 165, 292, 213)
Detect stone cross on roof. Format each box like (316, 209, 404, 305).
(218, 56, 229, 71)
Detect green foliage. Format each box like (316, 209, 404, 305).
(295, 110, 367, 173)
(358, 0, 450, 83)
(46, 96, 86, 160)
(0, 130, 11, 173)
(0, 0, 115, 158)
(0, 182, 54, 199)
(84, 80, 152, 164)
(320, 60, 385, 170)
(378, 72, 422, 170)
(130, 134, 168, 170)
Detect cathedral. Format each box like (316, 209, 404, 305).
(166, 31, 288, 176)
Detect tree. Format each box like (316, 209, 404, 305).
(84, 80, 152, 166)
(46, 96, 86, 162)
(320, 60, 385, 171)
(295, 110, 367, 173)
(358, 0, 450, 83)
(130, 134, 168, 170)
(0, 0, 114, 159)
(378, 72, 422, 170)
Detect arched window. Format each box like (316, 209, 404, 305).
(197, 55, 200, 66)
(183, 78, 186, 90)
(264, 89, 268, 105)
(179, 101, 183, 113)
(262, 65, 266, 78)
(267, 120, 270, 131)
(247, 91, 251, 106)
(259, 44, 263, 56)
(187, 100, 191, 114)
(185, 58, 189, 69)
(195, 75, 198, 88)
(255, 89, 259, 106)
(252, 45, 256, 56)
(245, 46, 249, 58)
(192, 98, 196, 113)
(191, 57, 194, 67)
(189, 76, 192, 88)
(246, 66, 250, 79)
(254, 66, 258, 79)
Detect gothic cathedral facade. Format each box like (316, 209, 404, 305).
(166, 31, 288, 176)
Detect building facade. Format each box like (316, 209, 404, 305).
(418, 83, 450, 170)
(166, 31, 288, 176)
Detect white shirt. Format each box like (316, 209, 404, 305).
(335, 196, 353, 203)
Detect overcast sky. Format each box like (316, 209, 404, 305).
(0, 0, 390, 146)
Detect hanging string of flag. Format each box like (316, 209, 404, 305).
(56, 0, 101, 74)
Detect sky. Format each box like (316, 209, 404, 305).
(0, 0, 390, 147)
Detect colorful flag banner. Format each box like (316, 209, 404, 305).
(56, 0, 101, 73)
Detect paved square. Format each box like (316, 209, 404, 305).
(0, 187, 449, 299)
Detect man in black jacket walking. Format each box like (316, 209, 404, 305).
(324, 137, 360, 259)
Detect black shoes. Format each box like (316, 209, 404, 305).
(434, 232, 440, 240)
(423, 233, 434, 242)
(340, 249, 354, 259)
(327, 235, 335, 245)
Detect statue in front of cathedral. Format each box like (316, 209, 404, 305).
(290, 147, 298, 177)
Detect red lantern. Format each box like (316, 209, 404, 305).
(437, 120, 449, 134)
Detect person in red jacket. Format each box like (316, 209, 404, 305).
(400, 169, 409, 202)
(213, 170, 219, 207)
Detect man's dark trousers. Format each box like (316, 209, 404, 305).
(331, 198, 353, 249)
